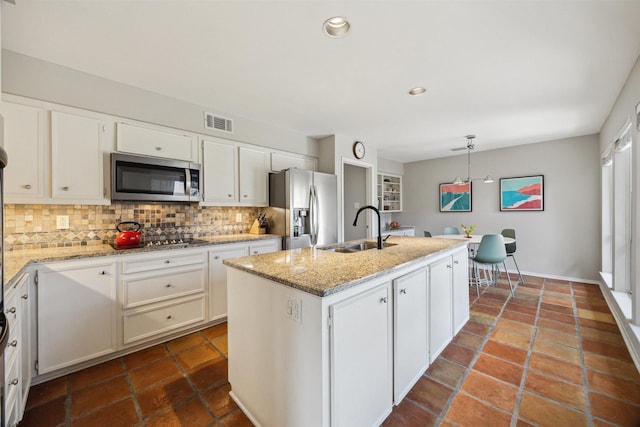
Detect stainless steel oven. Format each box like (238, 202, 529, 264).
(111, 153, 200, 202)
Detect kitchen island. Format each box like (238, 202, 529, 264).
(224, 236, 469, 427)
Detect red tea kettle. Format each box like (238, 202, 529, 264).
(116, 221, 142, 246)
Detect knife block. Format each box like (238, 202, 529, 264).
(249, 219, 266, 235)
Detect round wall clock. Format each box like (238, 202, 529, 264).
(353, 141, 365, 159)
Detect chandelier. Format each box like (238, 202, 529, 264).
(452, 135, 494, 185)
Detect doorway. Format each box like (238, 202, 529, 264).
(343, 163, 369, 241)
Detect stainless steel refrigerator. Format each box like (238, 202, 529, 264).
(269, 169, 337, 249)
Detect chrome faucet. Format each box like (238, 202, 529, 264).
(353, 205, 383, 249)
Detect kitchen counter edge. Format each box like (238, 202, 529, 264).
(3, 234, 282, 288)
(224, 236, 467, 297)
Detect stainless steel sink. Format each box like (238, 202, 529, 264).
(319, 241, 397, 253)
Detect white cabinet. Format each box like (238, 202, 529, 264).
(4, 272, 31, 427)
(452, 249, 470, 334)
(0, 102, 47, 201)
(116, 121, 198, 162)
(37, 259, 117, 375)
(393, 268, 428, 403)
(120, 249, 207, 346)
(270, 152, 317, 172)
(209, 238, 280, 321)
(51, 110, 109, 202)
(238, 146, 269, 205)
(377, 173, 402, 212)
(201, 137, 269, 206)
(428, 256, 453, 363)
(202, 138, 237, 203)
(330, 283, 393, 427)
(209, 245, 249, 321)
(385, 227, 415, 237)
(248, 239, 281, 255)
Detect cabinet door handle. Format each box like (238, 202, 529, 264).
(9, 378, 19, 386)
(380, 297, 388, 304)
(454, 260, 459, 265)
(21, 294, 28, 300)
(447, 264, 452, 269)
(253, 251, 259, 254)
(400, 289, 407, 294)
(23, 184, 32, 190)
(165, 283, 172, 288)
(165, 260, 171, 264)
(155, 146, 163, 151)
(243, 194, 248, 198)
(99, 271, 106, 275)
(166, 315, 173, 320)
(228, 194, 232, 198)
(9, 340, 17, 347)
(214, 256, 220, 260)
(6, 307, 16, 314)
(61, 186, 69, 191)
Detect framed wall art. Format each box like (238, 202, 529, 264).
(439, 182, 472, 212)
(500, 175, 544, 211)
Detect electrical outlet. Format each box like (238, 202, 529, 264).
(236, 213, 242, 222)
(56, 215, 70, 230)
(286, 296, 302, 323)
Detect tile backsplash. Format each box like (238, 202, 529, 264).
(4, 203, 262, 251)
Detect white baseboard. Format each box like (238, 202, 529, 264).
(506, 268, 600, 285)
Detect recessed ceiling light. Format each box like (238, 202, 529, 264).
(324, 16, 350, 37)
(408, 87, 426, 96)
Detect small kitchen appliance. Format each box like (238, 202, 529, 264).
(115, 221, 142, 247)
(111, 152, 200, 202)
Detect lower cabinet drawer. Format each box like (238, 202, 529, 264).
(123, 267, 206, 308)
(123, 296, 206, 345)
(4, 352, 21, 418)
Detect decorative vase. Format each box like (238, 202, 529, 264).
(465, 233, 472, 238)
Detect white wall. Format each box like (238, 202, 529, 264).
(398, 135, 601, 281)
(1, 50, 318, 157)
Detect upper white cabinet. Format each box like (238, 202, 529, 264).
(270, 152, 317, 172)
(51, 111, 109, 202)
(201, 137, 269, 206)
(377, 173, 402, 212)
(239, 146, 269, 205)
(202, 138, 238, 203)
(0, 96, 112, 205)
(116, 122, 198, 162)
(0, 102, 47, 201)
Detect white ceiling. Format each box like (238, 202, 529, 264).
(3, 1, 640, 163)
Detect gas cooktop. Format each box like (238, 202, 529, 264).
(110, 238, 207, 250)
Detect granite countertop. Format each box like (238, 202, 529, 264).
(3, 234, 281, 287)
(223, 236, 466, 297)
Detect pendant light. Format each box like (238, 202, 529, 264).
(451, 135, 494, 185)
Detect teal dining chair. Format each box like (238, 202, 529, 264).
(471, 234, 514, 297)
(501, 228, 524, 285)
(443, 227, 460, 235)
(424, 231, 432, 237)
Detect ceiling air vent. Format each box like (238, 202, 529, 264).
(204, 112, 233, 133)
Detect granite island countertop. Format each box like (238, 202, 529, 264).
(223, 236, 466, 297)
(3, 234, 282, 287)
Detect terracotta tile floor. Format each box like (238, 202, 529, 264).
(384, 275, 640, 427)
(18, 274, 640, 426)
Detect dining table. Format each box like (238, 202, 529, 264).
(432, 234, 515, 245)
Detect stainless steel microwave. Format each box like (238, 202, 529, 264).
(111, 153, 201, 202)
